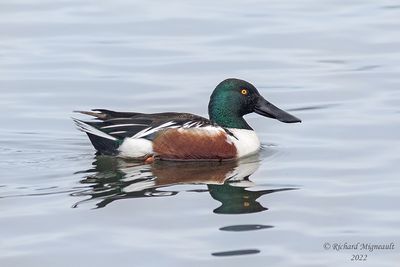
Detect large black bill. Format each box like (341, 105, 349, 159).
(254, 96, 301, 123)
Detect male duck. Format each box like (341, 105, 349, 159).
(73, 78, 301, 161)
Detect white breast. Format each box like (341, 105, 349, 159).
(227, 128, 261, 158)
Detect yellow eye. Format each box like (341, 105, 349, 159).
(241, 89, 248, 95)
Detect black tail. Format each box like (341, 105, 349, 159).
(73, 118, 120, 155)
(86, 132, 119, 155)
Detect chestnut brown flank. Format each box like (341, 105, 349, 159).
(153, 128, 237, 160)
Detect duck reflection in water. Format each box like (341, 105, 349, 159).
(73, 155, 295, 214)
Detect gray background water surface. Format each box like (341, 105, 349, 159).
(1, 1, 399, 266)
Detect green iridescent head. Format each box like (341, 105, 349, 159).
(208, 78, 301, 129)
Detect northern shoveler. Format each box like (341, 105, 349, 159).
(73, 78, 301, 162)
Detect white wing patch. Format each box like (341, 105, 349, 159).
(131, 120, 211, 139)
(109, 131, 127, 135)
(133, 121, 179, 138)
(182, 121, 205, 128)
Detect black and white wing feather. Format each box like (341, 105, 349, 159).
(73, 109, 215, 140)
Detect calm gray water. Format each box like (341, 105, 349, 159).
(1, 1, 400, 266)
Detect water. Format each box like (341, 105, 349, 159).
(1, 1, 400, 266)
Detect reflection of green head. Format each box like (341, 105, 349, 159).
(208, 182, 266, 214)
(208, 182, 296, 214)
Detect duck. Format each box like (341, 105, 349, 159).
(73, 78, 301, 162)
